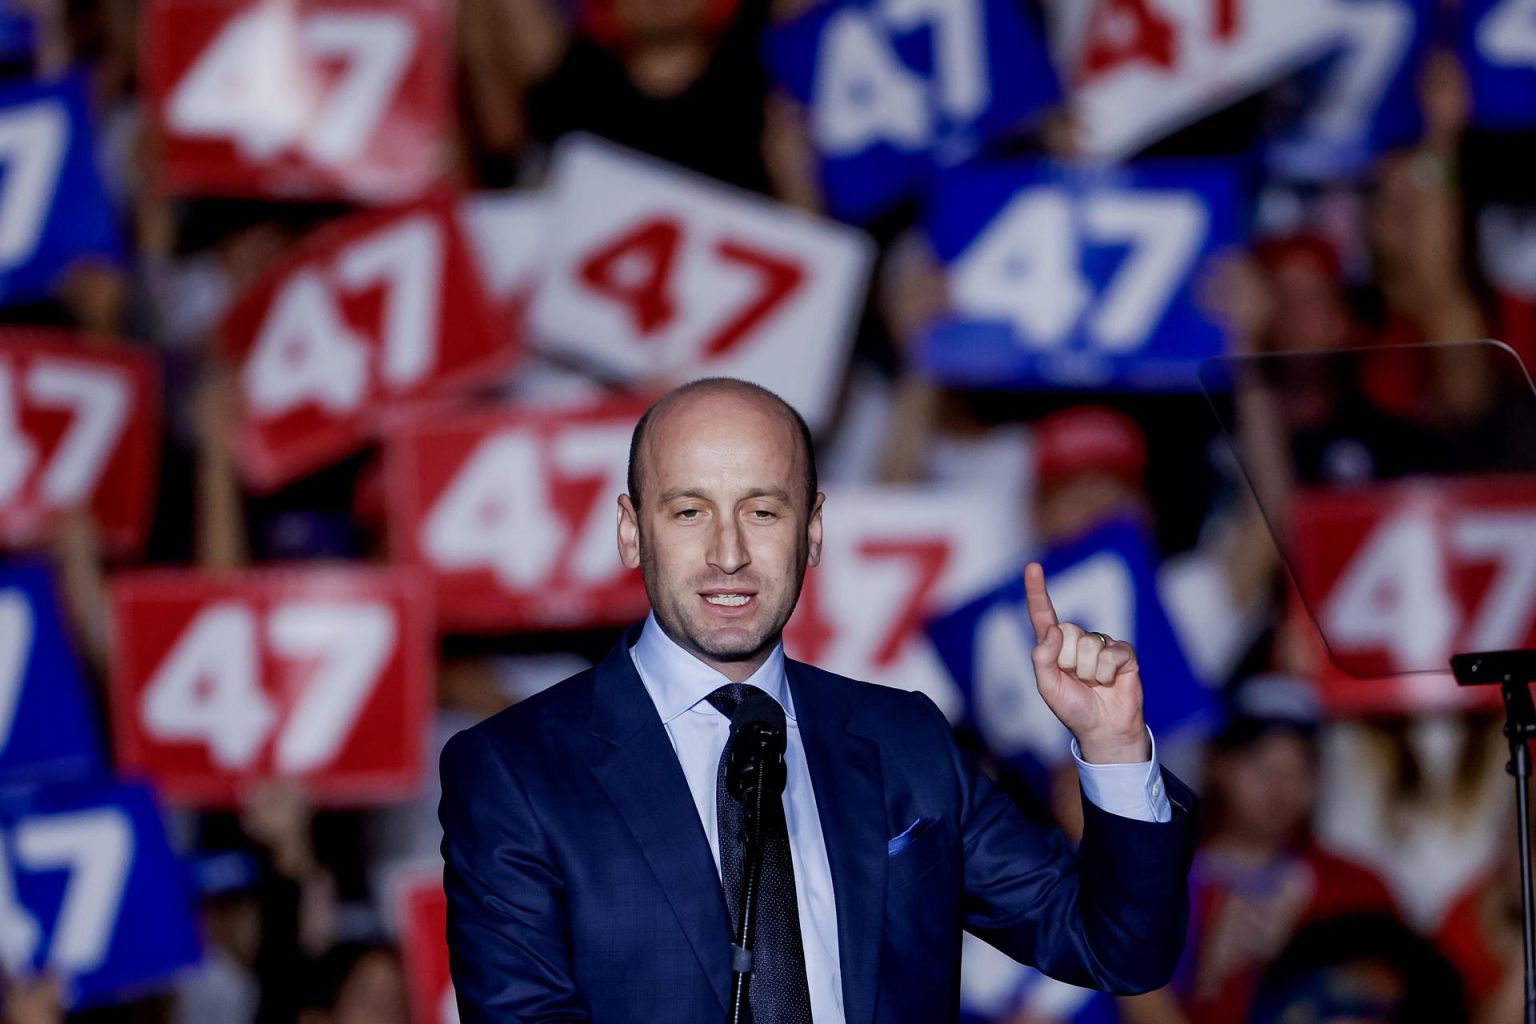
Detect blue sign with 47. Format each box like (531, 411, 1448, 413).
(922, 160, 1243, 391)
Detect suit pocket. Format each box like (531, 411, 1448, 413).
(887, 816, 950, 891)
(887, 816, 936, 855)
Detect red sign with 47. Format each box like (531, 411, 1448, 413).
(386, 397, 651, 632)
(109, 568, 434, 806)
(1287, 477, 1536, 714)
(0, 332, 159, 556)
(224, 197, 511, 491)
(147, 0, 453, 202)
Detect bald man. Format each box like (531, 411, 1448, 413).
(440, 378, 1197, 1024)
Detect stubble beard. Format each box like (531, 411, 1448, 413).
(637, 525, 809, 665)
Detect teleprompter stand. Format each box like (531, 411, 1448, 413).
(1198, 341, 1536, 1021)
(1453, 649, 1536, 1024)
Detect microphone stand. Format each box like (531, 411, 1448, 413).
(724, 714, 787, 1024)
(728, 753, 770, 1024)
(1453, 649, 1536, 1024)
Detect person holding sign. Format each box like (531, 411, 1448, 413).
(440, 378, 1197, 1023)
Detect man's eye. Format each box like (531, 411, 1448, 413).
(750, 509, 776, 520)
(676, 508, 701, 520)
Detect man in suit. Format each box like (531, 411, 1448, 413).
(440, 378, 1198, 1023)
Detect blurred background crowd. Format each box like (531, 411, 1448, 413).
(0, 0, 1534, 1021)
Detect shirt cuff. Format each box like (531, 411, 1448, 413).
(1070, 727, 1172, 823)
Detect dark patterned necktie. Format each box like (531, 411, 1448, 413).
(706, 683, 814, 1024)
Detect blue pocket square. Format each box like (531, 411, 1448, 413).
(887, 817, 936, 856)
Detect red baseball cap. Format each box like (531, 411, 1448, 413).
(1254, 231, 1343, 285)
(1033, 406, 1147, 489)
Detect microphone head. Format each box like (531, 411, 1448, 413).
(725, 690, 787, 803)
(730, 689, 786, 736)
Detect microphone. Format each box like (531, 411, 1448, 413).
(720, 691, 787, 1018)
(725, 691, 787, 806)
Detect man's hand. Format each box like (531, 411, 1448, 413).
(1025, 561, 1150, 764)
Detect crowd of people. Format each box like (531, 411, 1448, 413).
(1, 0, 1535, 1021)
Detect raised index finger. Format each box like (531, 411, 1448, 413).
(1023, 561, 1058, 640)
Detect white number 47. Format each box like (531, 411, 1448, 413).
(167, 6, 415, 166)
(0, 100, 67, 274)
(0, 808, 134, 978)
(950, 187, 1207, 352)
(140, 600, 397, 773)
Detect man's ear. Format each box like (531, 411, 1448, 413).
(806, 492, 825, 567)
(618, 494, 642, 569)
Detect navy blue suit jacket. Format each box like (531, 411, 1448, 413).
(440, 629, 1198, 1023)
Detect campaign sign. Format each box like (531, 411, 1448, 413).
(1052, 0, 1337, 159)
(1263, 0, 1430, 180)
(147, 0, 452, 201)
(108, 568, 433, 806)
(0, 780, 200, 1008)
(783, 488, 1021, 717)
(0, 333, 160, 556)
(0, 75, 120, 307)
(457, 191, 545, 343)
(765, 0, 1060, 224)
(223, 198, 510, 491)
(0, 562, 105, 788)
(1287, 477, 1536, 714)
(1277, 594, 1505, 716)
(530, 135, 873, 434)
(386, 397, 649, 632)
(927, 519, 1212, 790)
(1462, 0, 1536, 129)
(922, 161, 1240, 391)
(397, 871, 456, 1024)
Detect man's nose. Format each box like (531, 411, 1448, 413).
(707, 516, 749, 574)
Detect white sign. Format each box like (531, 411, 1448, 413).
(1052, 0, 1338, 158)
(531, 134, 874, 432)
(457, 191, 546, 307)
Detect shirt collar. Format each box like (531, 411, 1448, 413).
(630, 613, 795, 725)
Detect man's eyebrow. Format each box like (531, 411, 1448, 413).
(657, 487, 710, 504)
(739, 487, 794, 504)
(654, 487, 794, 504)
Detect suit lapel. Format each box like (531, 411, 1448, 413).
(588, 632, 732, 1013)
(788, 660, 886, 1024)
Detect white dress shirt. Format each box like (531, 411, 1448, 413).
(629, 614, 1171, 1024)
